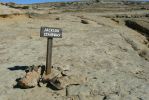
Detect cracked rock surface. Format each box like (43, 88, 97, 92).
(0, 3, 149, 100)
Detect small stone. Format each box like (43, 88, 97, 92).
(38, 81, 45, 87)
(81, 19, 89, 24)
(38, 78, 47, 87)
(48, 76, 63, 90)
(61, 70, 72, 76)
(62, 65, 71, 71)
(55, 17, 60, 20)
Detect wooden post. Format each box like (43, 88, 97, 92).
(40, 27, 62, 75)
(46, 38, 53, 75)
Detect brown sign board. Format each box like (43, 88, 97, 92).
(40, 27, 62, 38)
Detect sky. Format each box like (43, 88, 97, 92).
(0, 0, 148, 4)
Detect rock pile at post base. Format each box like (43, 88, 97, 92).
(15, 65, 86, 90)
(16, 65, 41, 88)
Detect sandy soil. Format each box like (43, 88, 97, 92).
(0, 3, 149, 100)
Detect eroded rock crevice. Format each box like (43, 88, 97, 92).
(120, 33, 149, 61)
(125, 20, 149, 41)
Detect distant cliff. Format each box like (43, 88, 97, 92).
(82, 0, 147, 2)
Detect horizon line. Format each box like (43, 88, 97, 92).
(0, 0, 149, 4)
(0, 0, 81, 4)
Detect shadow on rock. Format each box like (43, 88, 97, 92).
(13, 78, 22, 89)
(8, 66, 28, 71)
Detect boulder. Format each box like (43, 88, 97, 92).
(18, 66, 40, 89)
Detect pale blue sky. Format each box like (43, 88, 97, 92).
(0, 0, 148, 4)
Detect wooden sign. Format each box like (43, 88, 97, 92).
(40, 27, 62, 38)
(40, 27, 62, 75)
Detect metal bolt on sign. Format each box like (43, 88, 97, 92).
(40, 27, 62, 75)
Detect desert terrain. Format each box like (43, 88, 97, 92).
(0, 1, 149, 100)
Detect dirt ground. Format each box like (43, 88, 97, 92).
(0, 2, 149, 100)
